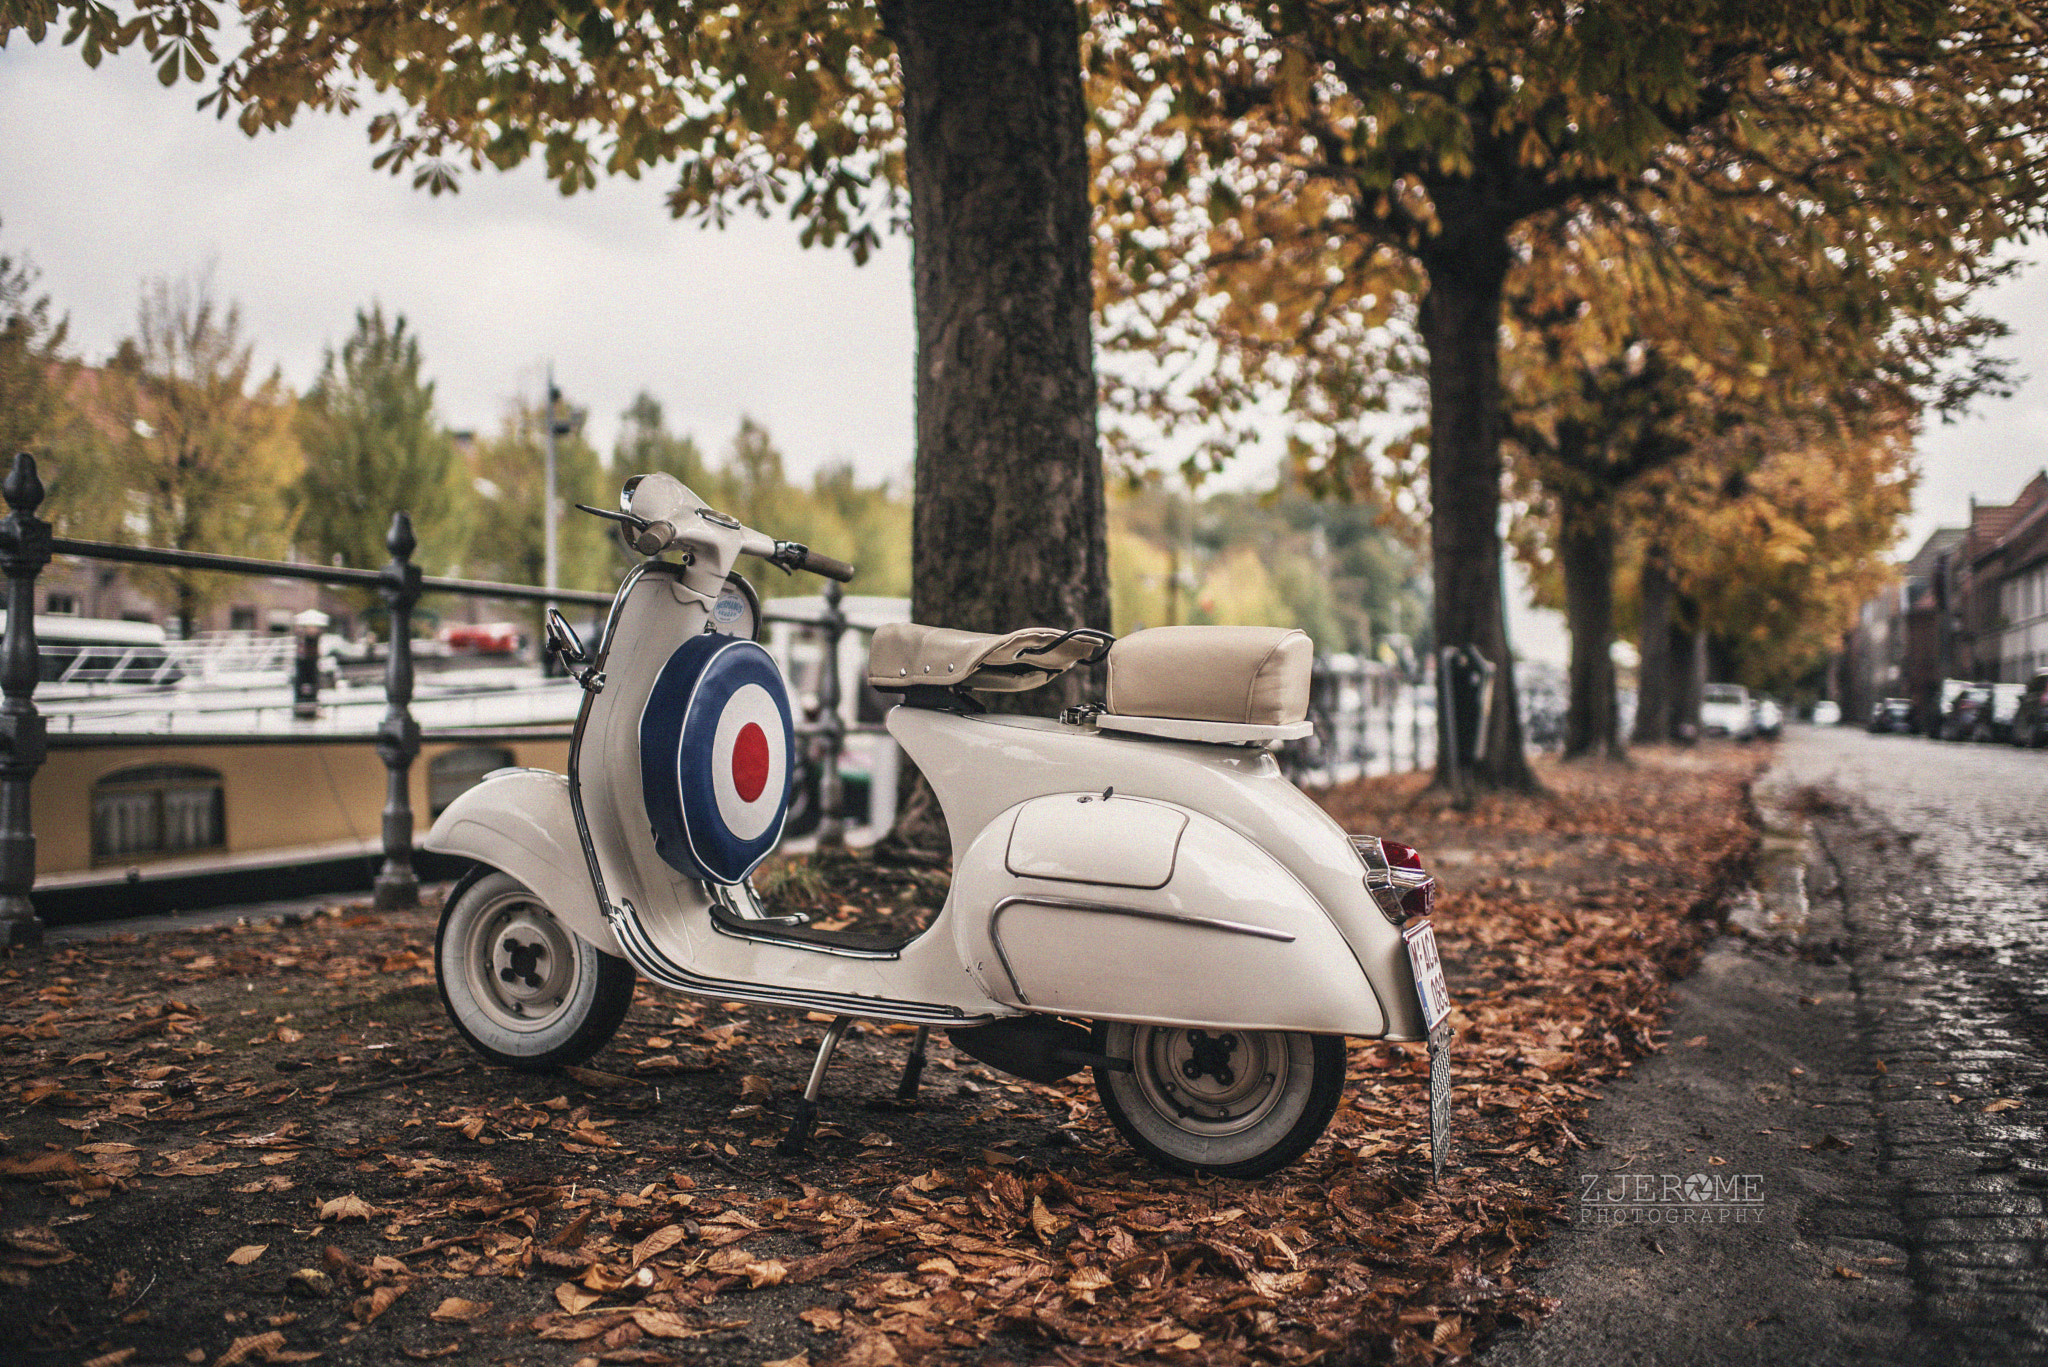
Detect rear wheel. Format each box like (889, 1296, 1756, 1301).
(1092, 1023, 1345, 1178)
(435, 869, 635, 1070)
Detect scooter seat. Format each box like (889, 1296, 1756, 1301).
(868, 623, 1103, 694)
(1106, 625, 1313, 727)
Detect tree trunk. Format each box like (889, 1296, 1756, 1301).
(1633, 549, 1674, 745)
(1417, 232, 1534, 793)
(873, 0, 1106, 858)
(1670, 608, 1705, 742)
(1558, 489, 1621, 761)
(882, 0, 1109, 662)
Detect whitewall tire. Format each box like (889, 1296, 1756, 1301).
(435, 868, 635, 1071)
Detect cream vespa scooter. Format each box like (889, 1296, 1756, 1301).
(424, 473, 1453, 1178)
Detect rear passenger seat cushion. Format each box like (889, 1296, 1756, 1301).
(1106, 626, 1312, 726)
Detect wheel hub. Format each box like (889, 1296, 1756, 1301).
(1136, 1026, 1289, 1136)
(471, 900, 576, 1028)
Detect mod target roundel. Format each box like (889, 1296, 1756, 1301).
(638, 634, 795, 885)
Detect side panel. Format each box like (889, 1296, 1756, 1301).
(422, 769, 624, 958)
(895, 708, 1427, 1039)
(950, 798, 1387, 1036)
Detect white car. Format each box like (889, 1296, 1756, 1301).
(1811, 700, 1841, 725)
(1700, 683, 1754, 740)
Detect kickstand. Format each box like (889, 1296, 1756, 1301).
(895, 1026, 930, 1102)
(778, 1015, 853, 1156)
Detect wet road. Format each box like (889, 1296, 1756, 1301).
(1787, 724, 2048, 1359)
(1487, 724, 2048, 1365)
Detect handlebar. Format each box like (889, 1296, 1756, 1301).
(783, 544, 857, 583)
(581, 499, 855, 582)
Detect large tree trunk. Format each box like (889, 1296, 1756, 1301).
(882, 0, 1109, 665)
(1633, 549, 1675, 745)
(1670, 608, 1705, 741)
(1558, 489, 1622, 761)
(1417, 230, 1535, 793)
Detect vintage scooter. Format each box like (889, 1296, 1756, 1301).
(424, 473, 1453, 1178)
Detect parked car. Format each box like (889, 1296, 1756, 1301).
(1940, 684, 1992, 741)
(1753, 696, 1784, 738)
(1700, 683, 1755, 740)
(1811, 699, 1841, 725)
(2011, 669, 2048, 747)
(1976, 682, 2026, 742)
(1868, 697, 1914, 733)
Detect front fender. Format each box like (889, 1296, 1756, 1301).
(423, 769, 623, 958)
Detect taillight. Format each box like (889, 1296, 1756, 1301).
(1351, 834, 1436, 926)
(1382, 839, 1424, 870)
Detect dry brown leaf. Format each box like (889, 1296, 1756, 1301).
(83, 1351, 136, 1367)
(227, 1245, 268, 1266)
(398, 1344, 461, 1361)
(631, 1224, 686, 1266)
(429, 1296, 489, 1322)
(630, 1309, 702, 1339)
(555, 1283, 603, 1313)
(562, 1066, 637, 1091)
(318, 1194, 376, 1223)
(213, 1331, 285, 1367)
(352, 1283, 408, 1325)
(1832, 1264, 1866, 1280)
(740, 1075, 774, 1100)
(762, 1353, 811, 1367)
(1984, 1098, 2022, 1113)
(835, 1332, 900, 1367)
(799, 1306, 844, 1333)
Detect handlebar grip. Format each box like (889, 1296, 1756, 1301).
(799, 548, 857, 583)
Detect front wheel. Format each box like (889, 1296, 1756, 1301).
(1092, 1023, 1345, 1178)
(435, 869, 636, 1071)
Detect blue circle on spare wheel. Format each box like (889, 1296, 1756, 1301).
(638, 634, 795, 885)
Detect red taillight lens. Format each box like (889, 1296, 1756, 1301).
(1382, 839, 1425, 870)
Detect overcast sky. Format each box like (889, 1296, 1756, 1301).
(5, 37, 2046, 662)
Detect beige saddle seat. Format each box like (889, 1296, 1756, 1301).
(1101, 625, 1314, 745)
(867, 623, 1107, 694)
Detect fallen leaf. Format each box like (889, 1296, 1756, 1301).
(429, 1296, 489, 1322)
(561, 1066, 637, 1091)
(318, 1194, 376, 1223)
(214, 1331, 285, 1367)
(83, 1351, 136, 1367)
(836, 1332, 900, 1367)
(227, 1245, 268, 1266)
(631, 1224, 686, 1266)
(1984, 1099, 2022, 1114)
(799, 1306, 843, 1333)
(762, 1353, 810, 1367)
(398, 1344, 461, 1361)
(556, 1283, 603, 1313)
(1832, 1264, 1865, 1280)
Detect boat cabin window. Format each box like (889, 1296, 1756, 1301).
(429, 746, 516, 817)
(91, 764, 226, 865)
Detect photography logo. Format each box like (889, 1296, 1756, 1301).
(1579, 1172, 1766, 1226)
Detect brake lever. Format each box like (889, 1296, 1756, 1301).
(574, 503, 652, 533)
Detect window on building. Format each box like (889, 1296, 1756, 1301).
(91, 764, 225, 864)
(44, 592, 77, 615)
(429, 746, 516, 817)
(228, 606, 258, 632)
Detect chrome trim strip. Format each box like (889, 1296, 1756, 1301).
(609, 906, 972, 1024)
(987, 894, 1297, 1006)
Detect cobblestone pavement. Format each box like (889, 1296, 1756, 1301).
(1786, 725, 2048, 1362)
(1487, 725, 2048, 1366)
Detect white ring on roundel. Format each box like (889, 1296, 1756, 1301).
(704, 681, 788, 842)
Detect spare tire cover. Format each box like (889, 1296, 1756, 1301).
(638, 634, 795, 885)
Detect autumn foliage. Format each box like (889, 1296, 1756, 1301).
(0, 748, 1761, 1365)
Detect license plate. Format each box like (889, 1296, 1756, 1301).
(1403, 920, 1451, 1031)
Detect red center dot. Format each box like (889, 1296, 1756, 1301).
(731, 722, 770, 804)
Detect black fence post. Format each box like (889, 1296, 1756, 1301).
(0, 455, 49, 949)
(814, 579, 847, 848)
(374, 512, 422, 910)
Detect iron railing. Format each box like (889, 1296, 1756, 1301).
(0, 452, 863, 948)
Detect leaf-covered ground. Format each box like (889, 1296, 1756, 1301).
(0, 746, 1763, 1367)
